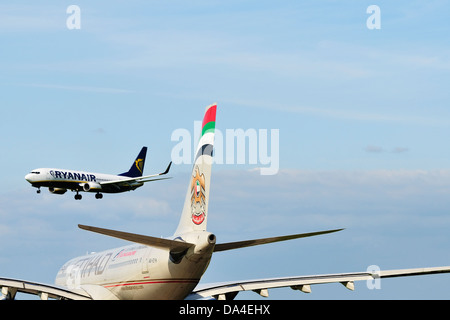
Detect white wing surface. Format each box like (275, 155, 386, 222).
(189, 266, 450, 300)
(0, 277, 92, 300)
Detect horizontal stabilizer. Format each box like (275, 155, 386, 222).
(101, 162, 172, 186)
(213, 228, 344, 252)
(138, 177, 172, 183)
(78, 224, 194, 252)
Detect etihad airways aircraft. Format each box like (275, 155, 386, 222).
(2, 103, 450, 300)
(25, 147, 172, 200)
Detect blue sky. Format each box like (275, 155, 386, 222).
(1, 1, 450, 300)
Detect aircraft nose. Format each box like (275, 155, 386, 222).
(25, 173, 38, 182)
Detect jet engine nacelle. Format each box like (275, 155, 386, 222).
(82, 182, 102, 192)
(49, 187, 67, 195)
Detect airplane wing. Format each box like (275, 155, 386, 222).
(188, 266, 450, 300)
(100, 162, 172, 186)
(0, 277, 92, 300)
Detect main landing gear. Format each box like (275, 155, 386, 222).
(73, 192, 103, 200)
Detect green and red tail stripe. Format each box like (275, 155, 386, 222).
(193, 103, 216, 162)
(201, 104, 217, 137)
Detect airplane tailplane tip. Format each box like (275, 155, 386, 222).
(119, 146, 148, 178)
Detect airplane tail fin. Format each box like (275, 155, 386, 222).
(119, 147, 147, 178)
(174, 103, 217, 236)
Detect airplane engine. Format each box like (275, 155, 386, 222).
(82, 182, 102, 192)
(49, 187, 67, 195)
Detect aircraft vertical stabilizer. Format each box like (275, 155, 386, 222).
(119, 147, 147, 178)
(174, 103, 217, 236)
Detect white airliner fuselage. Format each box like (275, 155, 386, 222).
(55, 231, 215, 300)
(26, 168, 144, 195)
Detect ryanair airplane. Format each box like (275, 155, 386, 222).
(3, 104, 450, 300)
(25, 147, 172, 200)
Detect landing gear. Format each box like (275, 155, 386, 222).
(36, 188, 41, 194)
(73, 192, 103, 200)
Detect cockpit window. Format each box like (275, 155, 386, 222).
(30, 171, 40, 174)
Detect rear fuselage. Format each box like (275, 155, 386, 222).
(54, 232, 215, 300)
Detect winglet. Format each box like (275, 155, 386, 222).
(162, 161, 172, 175)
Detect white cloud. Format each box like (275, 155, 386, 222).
(0, 4, 62, 32)
(365, 145, 384, 153)
(2, 168, 450, 298)
(205, 169, 450, 237)
(26, 84, 135, 94)
(223, 98, 450, 126)
(365, 146, 410, 153)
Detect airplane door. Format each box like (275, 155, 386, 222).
(142, 247, 151, 274)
